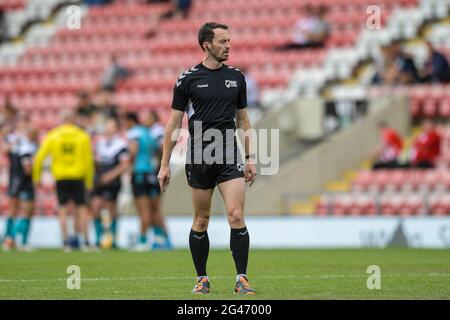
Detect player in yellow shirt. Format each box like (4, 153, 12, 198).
(32, 111, 94, 251)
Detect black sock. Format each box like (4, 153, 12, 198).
(230, 227, 250, 276)
(189, 229, 209, 277)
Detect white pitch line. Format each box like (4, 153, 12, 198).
(0, 273, 449, 283)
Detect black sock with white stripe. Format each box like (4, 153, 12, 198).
(230, 227, 250, 276)
(189, 229, 209, 277)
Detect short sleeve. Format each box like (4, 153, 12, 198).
(150, 126, 164, 145)
(117, 147, 130, 162)
(171, 75, 189, 111)
(126, 128, 139, 141)
(237, 73, 247, 109)
(19, 140, 36, 157)
(20, 154, 32, 166)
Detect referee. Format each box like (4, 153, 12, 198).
(158, 22, 257, 294)
(33, 111, 94, 251)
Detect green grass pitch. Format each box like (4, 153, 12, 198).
(0, 249, 449, 299)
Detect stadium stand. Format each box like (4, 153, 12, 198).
(0, 0, 449, 216)
(314, 121, 450, 216)
(310, 7, 450, 217)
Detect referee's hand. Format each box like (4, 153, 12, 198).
(245, 163, 257, 187)
(158, 166, 171, 193)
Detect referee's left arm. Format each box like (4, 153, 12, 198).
(236, 108, 257, 186)
(236, 108, 253, 160)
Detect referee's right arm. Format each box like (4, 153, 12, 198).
(158, 109, 184, 192)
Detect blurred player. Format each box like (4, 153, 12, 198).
(2, 115, 38, 251)
(33, 111, 94, 251)
(158, 22, 257, 294)
(142, 110, 172, 249)
(91, 118, 130, 249)
(124, 112, 160, 251)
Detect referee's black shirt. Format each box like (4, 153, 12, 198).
(171, 63, 247, 163)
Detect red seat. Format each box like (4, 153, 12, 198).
(315, 198, 329, 216)
(422, 98, 438, 118)
(439, 99, 450, 117)
(380, 193, 403, 216)
(429, 195, 449, 216)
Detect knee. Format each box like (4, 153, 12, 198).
(193, 215, 210, 230)
(227, 208, 244, 226)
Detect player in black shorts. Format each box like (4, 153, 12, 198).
(33, 111, 95, 251)
(2, 119, 37, 251)
(91, 118, 130, 249)
(158, 22, 257, 294)
(124, 112, 163, 251)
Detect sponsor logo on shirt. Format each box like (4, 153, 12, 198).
(225, 80, 237, 88)
(197, 84, 209, 88)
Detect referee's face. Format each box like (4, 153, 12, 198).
(208, 28, 231, 62)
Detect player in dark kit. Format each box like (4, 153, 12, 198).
(2, 116, 38, 251)
(91, 118, 130, 249)
(158, 22, 257, 294)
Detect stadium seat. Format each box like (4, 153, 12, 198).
(315, 197, 329, 216)
(438, 99, 450, 117)
(422, 98, 438, 118)
(1, 0, 422, 115)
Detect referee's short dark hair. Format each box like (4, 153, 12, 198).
(125, 111, 140, 124)
(198, 22, 229, 51)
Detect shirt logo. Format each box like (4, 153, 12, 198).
(197, 84, 209, 88)
(225, 80, 237, 88)
(237, 164, 245, 172)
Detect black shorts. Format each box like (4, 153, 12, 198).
(131, 173, 160, 198)
(92, 184, 121, 202)
(8, 176, 35, 201)
(185, 163, 245, 189)
(56, 180, 86, 206)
